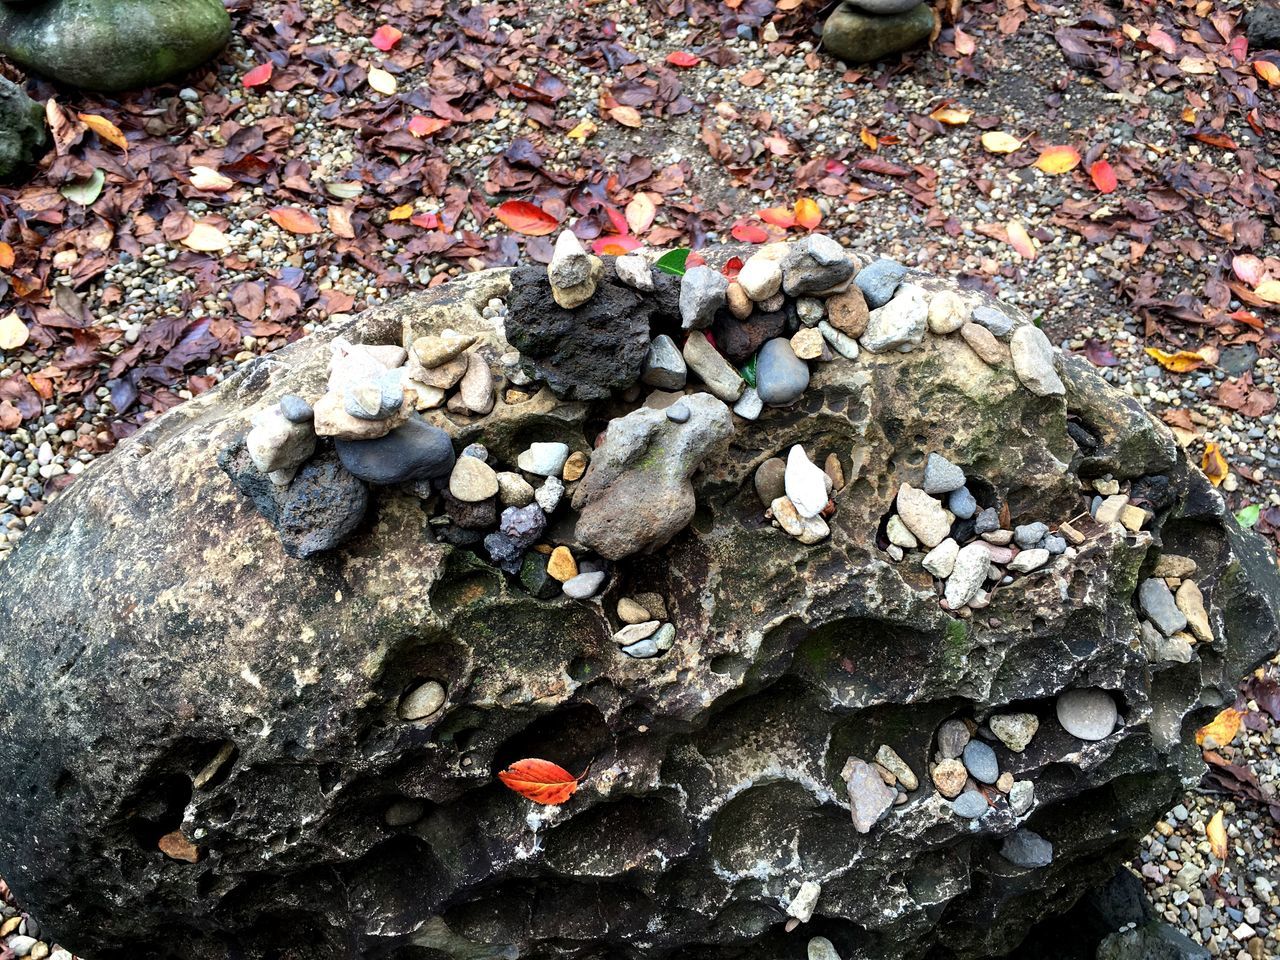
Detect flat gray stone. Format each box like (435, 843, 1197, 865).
(641, 334, 687, 390)
(1001, 829, 1053, 868)
(1010, 324, 1065, 396)
(854, 257, 907, 308)
(972, 305, 1015, 337)
(1056, 688, 1118, 741)
(952, 790, 989, 819)
(756, 337, 810, 406)
(1139, 578, 1188, 637)
(861, 284, 928, 353)
(679, 265, 728, 330)
(682, 331, 745, 403)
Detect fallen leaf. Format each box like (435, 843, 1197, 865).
(1145, 347, 1209, 373)
(1236, 504, 1262, 529)
(1006, 220, 1036, 259)
(497, 758, 581, 805)
(860, 127, 879, 151)
(0, 400, 20, 430)
(77, 113, 127, 150)
(243, 62, 274, 88)
(759, 206, 797, 228)
(368, 67, 398, 95)
(494, 200, 559, 236)
(1256, 280, 1280, 304)
(371, 25, 403, 51)
(189, 165, 234, 191)
(739, 69, 765, 87)
(1202, 442, 1228, 486)
(593, 235, 641, 256)
(655, 248, 690, 276)
(1207, 809, 1228, 860)
(1191, 132, 1238, 150)
(0, 243, 13, 270)
(327, 207, 355, 239)
(793, 197, 822, 231)
(608, 105, 643, 128)
(60, 168, 105, 206)
(731, 221, 769, 243)
(269, 207, 322, 235)
(722, 256, 744, 280)
(1256, 61, 1280, 87)
(566, 118, 597, 141)
(954, 28, 976, 56)
(0, 313, 29, 351)
(408, 116, 449, 137)
(181, 221, 230, 252)
(1197, 707, 1244, 747)
(1089, 159, 1118, 193)
(666, 51, 701, 68)
(1034, 145, 1081, 174)
(158, 830, 199, 863)
(388, 204, 414, 221)
(930, 106, 972, 126)
(981, 131, 1024, 154)
(625, 194, 657, 235)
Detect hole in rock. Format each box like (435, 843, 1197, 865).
(492, 703, 611, 777)
(568, 656, 604, 683)
(126, 772, 193, 851)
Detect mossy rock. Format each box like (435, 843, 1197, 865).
(823, 1, 936, 64)
(0, 76, 47, 182)
(0, 0, 231, 92)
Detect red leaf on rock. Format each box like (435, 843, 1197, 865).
(243, 62, 274, 88)
(666, 51, 701, 68)
(731, 221, 769, 243)
(269, 207, 321, 235)
(494, 200, 559, 236)
(1089, 159, 1118, 193)
(498, 758, 581, 805)
(722, 256, 744, 280)
(371, 25, 403, 51)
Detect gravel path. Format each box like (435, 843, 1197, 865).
(1, 1, 1277, 957)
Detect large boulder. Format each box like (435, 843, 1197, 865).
(822, 2, 937, 64)
(0, 255, 1277, 960)
(0, 75, 46, 182)
(0, 0, 231, 92)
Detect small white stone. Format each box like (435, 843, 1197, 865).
(738, 252, 784, 301)
(518, 442, 570, 476)
(614, 254, 654, 291)
(785, 445, 830, 519)
(922, 538, 959, 578)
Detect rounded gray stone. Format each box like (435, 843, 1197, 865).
(1056, 688, 1118, 741)
(755, 337, 810, 406)
(962, 739, 999, 784)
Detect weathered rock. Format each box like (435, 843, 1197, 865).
(1096, 922, 1211, 960)
(0, 76, 47, 183)
(710, 308, 787, 365)
(1139, 577, 1188, 637)
(547, 230, 602, 309)
(0, 0, 232, 91)
(842, 757, 896, 834)
(1056, 688, 1118, 741)
(896, 482, 949, 548)
(505, 264, 654, 400)
(989, 713, 1040, 752)
(681, 331, 745, 403)
(822, 1, 936, 64)
(860, 283, 928, 353)
(679, 265, 728, 330)
(641, 334, 688, 390)
(572, 392, 733, 559)
(1001, 829, 1054, 868)
(1010, 323, 1066, 397)
(756, 337, 810, 406)
(613, 253, 654, 292)
(781, 234, 855, 296)
(1, 263, 1277, 960)
(737, 252, 782, 301)
(854, 258, 908, 308)
(754, 456, 787, 508)
(1245, 3, 1280, 50)
(335, 419, 455, 485)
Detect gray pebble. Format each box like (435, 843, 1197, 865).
(952, 790, 989, 819)
(1001, 829, 1054, 867)
(962, 739, 999, 784)
(948, 486, 977, 520)
(563, 570, 606, 599)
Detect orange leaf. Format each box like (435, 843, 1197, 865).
(494, 200, 559, 236)
(1090, 160, 1118, 193)
(1207, 809, 1228, 861)
(1006, 220, 1036, 259)
(243, 62, 274, 88)
(930, 106, 972, 126)
(740, 69, 765, 87)
(1202, 442, 1228, 486)
(980, 131, 1024, 154)
(1034, 145, 1081, 174)
(1191, 131, 1237, 150)
(1145, 346, 1209, 373)
(498, 758, 581, 805)
(666, 51, 700, 68)
(608, 105, 643, 128)
(0, 242, 13, 270)
(408, 116, 449, 137)
(1255, 61, 1280, 87)
(793, 197, 821, 231)
(388, 204, 414, 221)
(593, 235, 641, 256)
(371, 25, 403, 51)
(759, 206, 797, 228)
(625, 193, 657, 234)
(1196, 707, 1243, 747)
(158, 830, 199, 863)
(860, 127, 879, 151)
(77, 113, 127, 150)
(269, 207, 321, 235)
(731, 221, 769, 243)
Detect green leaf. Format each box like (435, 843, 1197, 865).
(61, 168, 105, 206)
(1235, 503, 1261, 529)
(654, 248, 690, 277)
(740, 353, 757, 389)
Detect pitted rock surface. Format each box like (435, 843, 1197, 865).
(0, 262, 1277, 960)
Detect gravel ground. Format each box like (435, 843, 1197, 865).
(2, 1, 1277, 957)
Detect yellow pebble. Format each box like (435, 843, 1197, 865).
(546, 546, 578, 582)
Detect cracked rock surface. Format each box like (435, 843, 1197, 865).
(0, 264, 1277, 960)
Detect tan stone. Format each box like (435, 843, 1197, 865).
(1058, 520, 1086, 545)
(412, 332, 476, 368)
(825, 286, 869, 339)
(960, 322, 1008, 366)
(726, 281, 753, 320)
(312, 392, 406, 440)
(824, 453, 845, 492)
(412, 353, 468, 389)
(790, 327, 826, 361)
(931, 759, 967, 799)
(547, 546, 578, 582)
(458, 352, 495, 415)
(1176, 580, 1213, 643)
(1118, 504, 1147, 533)
(1152, 554, 1197, 578)
(1094, 494, 1131, 526)
(617, 597, 652, 624)
(562, 450, 589, 482)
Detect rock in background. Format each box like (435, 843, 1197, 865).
(0, 0, 231, 92)
(0, 261, 1276, 960)
(0, 75, 46, 182)
(822, 1, 937, 64)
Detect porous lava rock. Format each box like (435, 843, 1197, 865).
(0, 261, 1277, 960)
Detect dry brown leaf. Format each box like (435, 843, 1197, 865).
(1196, 707, 1243, 747)
(328, 206, 355, 239)
(608, 105, 643, 128)
(739, 69, 765, 87)
(181, 221, 230, 252)
(189, 166, 234, 192)
(1255, 279, 1280, 304)
(625, 193, 656, 234)
(1207, 809, 1228, 861)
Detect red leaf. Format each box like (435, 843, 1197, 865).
(494, 200, 559, 236)
(243, 62, 274, 88)
(731, 221, 769, 243)
(371, 25, 403, 51)
(604, 205, 629, 236)
(269, 207, 321, 235)
(498, 758, 581, 805)
(408, 116, 450, 137)
(410, 212, 440, 229)
(722, 256, 744, 280)
(1191, 132, 1238, 150)
(592, 235, 641, 255)
(758, 206, 796, 228)
(666, 51, 701, 68)
(1089, 159, 1118, 193)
